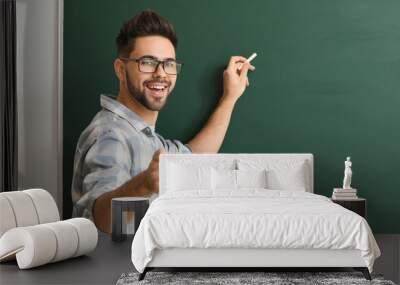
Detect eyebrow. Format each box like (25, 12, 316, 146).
(140, 55, 176, 61)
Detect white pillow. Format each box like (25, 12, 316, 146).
(212, 168, 268, 190)
(167, 162, 212, 191)
(212, 168, 236, 190)
(236, 169, 267, 188)
(237, 160, 308, 191)
(266, 162, 307, 191)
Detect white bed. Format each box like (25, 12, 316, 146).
(131, 154, 380, 280)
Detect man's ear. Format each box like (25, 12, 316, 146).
(114, 58, 125, 82)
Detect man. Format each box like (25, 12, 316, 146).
(71, 10, 255, 233)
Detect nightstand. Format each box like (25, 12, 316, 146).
(331, 197, 366, 219)
(111, 197, 150, 242)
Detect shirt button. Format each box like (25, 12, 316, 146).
(143, 127, 152, 136)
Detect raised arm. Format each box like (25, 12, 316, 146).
(187, 56, 255, 153)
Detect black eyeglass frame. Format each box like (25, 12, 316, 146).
(119, 56, 183, 75)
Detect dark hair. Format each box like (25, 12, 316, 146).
(116, 10, 178, 57)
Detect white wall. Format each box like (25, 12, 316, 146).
(16, 0, 63, 213)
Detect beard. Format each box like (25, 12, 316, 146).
(125, 69, 169, 111)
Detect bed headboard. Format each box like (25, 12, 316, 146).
(159, 153, 314, 194)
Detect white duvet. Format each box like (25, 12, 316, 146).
(131, 190, 380, 273)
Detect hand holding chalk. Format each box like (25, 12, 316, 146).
(237, 53, 257, 87)
(222, 54, 257, 101)
(238, 53, 257, 71)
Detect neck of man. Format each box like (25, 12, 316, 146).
(117, 90, 158, 127)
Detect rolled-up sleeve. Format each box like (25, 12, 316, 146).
(72, 130, 132, 220)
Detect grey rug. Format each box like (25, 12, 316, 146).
(116, 271, 396, 285)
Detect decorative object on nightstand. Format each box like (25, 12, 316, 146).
(343, 156, 353, 189)
(331, 198, 367, 219)
(332, 188, 358, 199)
(111, 197, 149, 242)
(332, 156, 358, 199)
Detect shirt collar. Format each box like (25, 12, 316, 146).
(100, 94, 155, 136)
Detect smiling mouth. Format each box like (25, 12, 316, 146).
(145, 82, 169, 97)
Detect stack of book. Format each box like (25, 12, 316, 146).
(332, 188, 358, 200)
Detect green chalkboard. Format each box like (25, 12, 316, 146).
(64, 0, 400, 233)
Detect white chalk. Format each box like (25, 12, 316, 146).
(238, 53, 257, 70)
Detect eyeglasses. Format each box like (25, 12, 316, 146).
(119, 56, 182, 75)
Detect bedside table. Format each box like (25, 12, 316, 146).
(331, 197, 366, 219)
(111, 197, 150, 242)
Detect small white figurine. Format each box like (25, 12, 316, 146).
(342, 156, 352, 189)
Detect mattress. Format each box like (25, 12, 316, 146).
(131, 190, 380, 273)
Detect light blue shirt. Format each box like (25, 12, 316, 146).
(71, 95, 191, 219)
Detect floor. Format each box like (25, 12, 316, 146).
(374, 234, 400, 284)
(0, 233, 398, 284)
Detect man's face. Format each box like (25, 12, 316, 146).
(123, 36, 177, 111)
